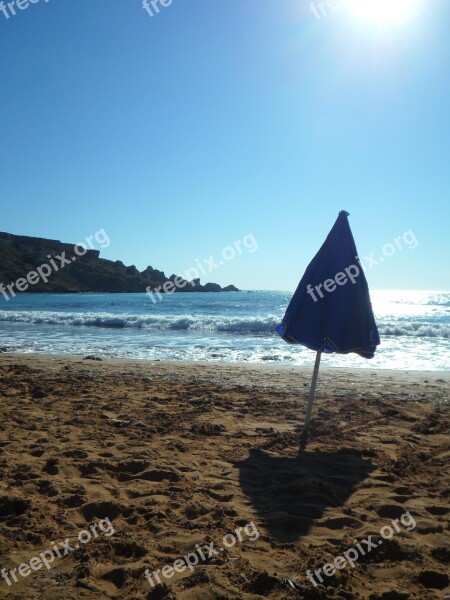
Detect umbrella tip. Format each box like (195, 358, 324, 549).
(339, 210, 350, 217)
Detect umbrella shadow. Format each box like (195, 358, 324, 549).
(237, 447, 374, 541)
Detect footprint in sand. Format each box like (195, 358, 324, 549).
(426, 505, 449, 516)
(81, 500, 124, 521)
(0, 496, 30, 522)
(417, 570, 449, 591)
(376, 504, 407, 519)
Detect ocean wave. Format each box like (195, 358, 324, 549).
(378, 323, 449, 339)
(0, 310, 280, 334)
(0, 310, 448, 338)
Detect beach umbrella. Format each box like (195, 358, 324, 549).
(277, 210, 380, 447)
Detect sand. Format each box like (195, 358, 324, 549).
(0, 353, 448, 600)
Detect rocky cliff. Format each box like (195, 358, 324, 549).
(0, 232, 239, 294)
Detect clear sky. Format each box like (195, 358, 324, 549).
(1, 0, 449, 291)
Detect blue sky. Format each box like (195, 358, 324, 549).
(1, 0, 449, 291)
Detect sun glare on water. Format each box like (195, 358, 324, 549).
(344, 0, 419, 23)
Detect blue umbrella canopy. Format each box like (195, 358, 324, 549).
(277, 210, 380, 359)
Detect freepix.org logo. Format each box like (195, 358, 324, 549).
(143, 0, 173, 18)
(0, 0, 50, 22)
(0, 228, 110, 302)
(305, 229, 418, 303)
(1, 518, 115, 587)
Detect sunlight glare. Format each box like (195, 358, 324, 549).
(344, 0, 419, 23)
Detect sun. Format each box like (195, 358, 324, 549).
(344, 0, 419, 23)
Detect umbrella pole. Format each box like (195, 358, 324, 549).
(300, 349, 322, 450)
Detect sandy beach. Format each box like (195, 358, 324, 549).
(0, 353, 448, 600)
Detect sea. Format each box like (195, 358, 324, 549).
(0, 290, 449, 371)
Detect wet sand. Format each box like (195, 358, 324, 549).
(0, 353, 449, 599)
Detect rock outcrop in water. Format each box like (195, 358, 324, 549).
(0, 232, 239, 295)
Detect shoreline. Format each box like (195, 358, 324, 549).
(1, 351, 449, 392)
(2, 350, 450, 373)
